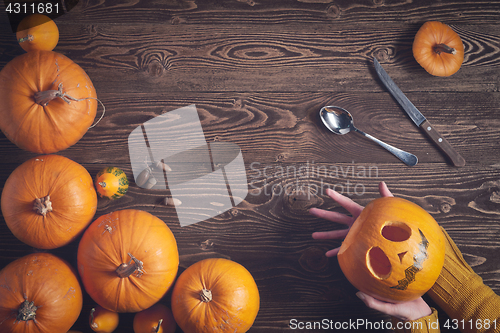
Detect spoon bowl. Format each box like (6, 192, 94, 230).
(319, 106, 418, 166)
(320, 106, 355, 135)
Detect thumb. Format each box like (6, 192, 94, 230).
(379, 181, 394, 198)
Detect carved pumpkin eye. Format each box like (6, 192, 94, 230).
(367, 222, 412, 280)
(367, 247, 391, 279)
(381, 222, 412, 242)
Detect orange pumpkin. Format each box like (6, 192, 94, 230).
(1, 154, 98, 249)
(133, 303, 177, 333)
(89, 305, 119, 333)
(412, 21, 464, 76)
(95, 166, 129, 200)
(337, 197, 446, 303)
(171, 258, 260, 333)
(77, 209, 179, 313)
(16, 14, 59, 52)
(0, 252, 83, 333)
(0, 50, 98, 154)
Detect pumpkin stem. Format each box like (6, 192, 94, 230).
(90, 308, 97, 328)
(433, 43, 457, 55)
(200, 288, 213, 302)
(33, 83, 106, 129)
(154, 319, 163, 333)
(16, 300, 38, 322)
(33, 195, 53, 216)
(18, 35, 34, 43)
(35, 83, 74, 105)
(116, 253, 146, 278)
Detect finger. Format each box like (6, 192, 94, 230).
(309, 208, 354, 226)
(326, 188, 364, 217)
(325, 248, 340, 257)
(312, 229, 349, 240)
(379, 181, 394, 198)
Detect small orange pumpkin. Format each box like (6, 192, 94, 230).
(89, 305, 119, 333)
(1, 154, 98, 249)
(95, 166, 129, 200)
(16, 14, 59, 52)
(0, 50, 98, 154)
(0, 253, 83, 333)
(412, 21, 464, 76)
(337, 197, 446, 303)
(171, 258, 260, 333)
(133, 303, 177, 333)
(77, 209, 179, 313)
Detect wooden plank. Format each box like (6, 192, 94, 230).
(42, 22, 500, 93)
(37, 0, 500, 25)
(2, 21, 500, 92)
(2, 161, 498, 265)
(1, 91, 496, 167)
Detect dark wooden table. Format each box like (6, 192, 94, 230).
(1, 1, 499, 332)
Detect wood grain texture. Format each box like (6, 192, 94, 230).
(1, 91, 495, 166)
(1, 1, 500, 332)
(44, 22, 500, 94)
(38, 0, 500, 25)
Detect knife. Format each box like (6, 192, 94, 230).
(373, 57, 465, 167)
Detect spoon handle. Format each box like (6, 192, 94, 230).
(354, 129, 418, 166)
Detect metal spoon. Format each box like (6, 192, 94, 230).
(319, 106, 418, 166)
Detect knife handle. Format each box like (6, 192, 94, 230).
(420, 119, 465, 167)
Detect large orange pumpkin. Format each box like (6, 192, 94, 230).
(171, 258, 260, 333)
(0, 252, 83, 333)
(77, 209, 179, 313)
(412, 21, 464, 76)
(337, 197, 446, 303)
(16, 14, 59, 52)
(0, 50, 98, 153)
(1, 154, 98, 249)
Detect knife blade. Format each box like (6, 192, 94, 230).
(373, 57, 465, 167)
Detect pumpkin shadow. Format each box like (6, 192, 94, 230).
(369, 22, 425, 79)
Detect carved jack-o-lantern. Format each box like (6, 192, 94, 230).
(338, 197, 445, 303)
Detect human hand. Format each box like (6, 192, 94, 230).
(310, 181, 432, 321)
(356, 292, 432, 321)
(309, 181, 393, 257)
